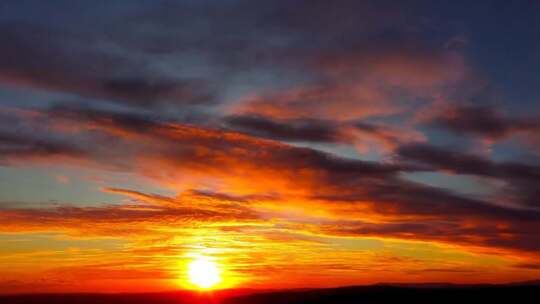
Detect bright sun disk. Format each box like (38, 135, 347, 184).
(187, 257, 222, 289)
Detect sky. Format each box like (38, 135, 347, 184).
(1, 0, 540, 294)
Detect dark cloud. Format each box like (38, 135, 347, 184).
(323, 216, 540, 253)
(224, 114, 351, 143)
(316, 176, 540, 223)
(397, 143, 540, 181)
(100, 77, 215, 107)
(0, 23, 216, 108)
(48, 105, 170, 133)
(430, 106, 540, 139)
(223, 114, 420, 149)
(513, 263, 540, 270)
(397, 143, 540, 207)
(0, 130, 86, 164)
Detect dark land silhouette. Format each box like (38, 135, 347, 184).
(1, 282, 539, 304)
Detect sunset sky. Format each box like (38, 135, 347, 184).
(1, 0, 540, 294)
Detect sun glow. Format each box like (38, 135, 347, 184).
(187, 256, 222, 289)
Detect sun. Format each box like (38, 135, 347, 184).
(187, 257, 222, 289)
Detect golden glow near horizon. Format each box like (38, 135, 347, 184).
(187, 256, 222, 290)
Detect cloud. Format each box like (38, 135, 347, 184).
(230, 33, 467, 122)
(232, 83, 400, 121)
(429, 105, 540, 141)
(397, 143, 540, 181)
(0, 129, 87, 165)
(100, 77, 215, 107)
(352, 122, 426, 153)
(513, 263, 540, 270)
(0, 23, 216, 108)
(0, 190, 259, 237)
(319, 212, 540, 253)
(397, 143, 540, 207)
(223, 114, 425, 155)
(223, 114, 353, 144)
